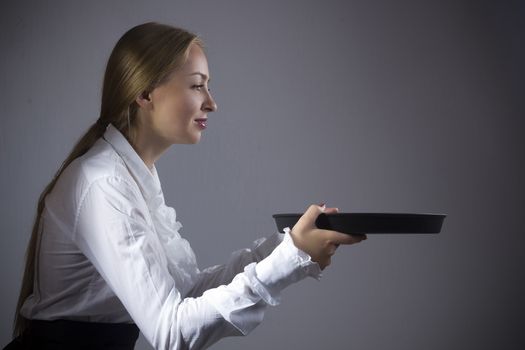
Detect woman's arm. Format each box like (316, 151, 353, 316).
(73, 176, 320, 349)
(185, 231, 286, 298)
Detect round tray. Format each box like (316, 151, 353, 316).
(272, 213, 446, 234)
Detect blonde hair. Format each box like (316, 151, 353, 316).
(12, 21, 205, 337)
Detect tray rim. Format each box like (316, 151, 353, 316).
(272, 212, 447, 217)
(272, 212, 446, 234)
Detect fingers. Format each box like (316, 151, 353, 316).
(326, 242, 339, 256)
(320, 234, 364, 270)
(326, 230, 367, 245)
(320, 256, 331, 270)
(306, 203, 365, 244)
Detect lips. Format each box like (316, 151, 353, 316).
(194, 118, 208, 129)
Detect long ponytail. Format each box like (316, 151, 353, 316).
(12, 21, 204, 338)
(13, 121, 109, 337)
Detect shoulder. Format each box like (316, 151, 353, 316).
(45, 138, 141, 223)
(61, 137, 138, 192)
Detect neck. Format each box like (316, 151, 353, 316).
(130, 125, 170, 171)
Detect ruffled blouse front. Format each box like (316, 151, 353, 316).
(149, 198, 199, 297)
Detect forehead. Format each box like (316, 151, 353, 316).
(159, 44, 210, 86)
(180, 44, 209, 77)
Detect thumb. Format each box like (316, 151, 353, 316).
(298, 203, 327, 229)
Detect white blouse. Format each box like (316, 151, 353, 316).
(20, 123, 322, 349)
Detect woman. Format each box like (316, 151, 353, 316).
(5, 22, 366, 349)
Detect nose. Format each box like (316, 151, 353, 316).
(202, 90, 218, 113)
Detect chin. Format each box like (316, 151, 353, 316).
(170, 132, 201, 144)
(189, 132, 201, 143)
(186, 134, 202, 144)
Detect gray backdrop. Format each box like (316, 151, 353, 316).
(1, 0, 524, 349)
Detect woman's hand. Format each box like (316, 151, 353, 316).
(289, 203, 366, 270)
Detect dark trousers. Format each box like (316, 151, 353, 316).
(3, 319, 140, 350)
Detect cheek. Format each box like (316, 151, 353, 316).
(164, 94, 199, 121)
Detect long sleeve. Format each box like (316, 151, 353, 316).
(73, 175, 321, 350)
(186, 232, 285, 298)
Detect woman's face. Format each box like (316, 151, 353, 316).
(139, 43, 217, 146)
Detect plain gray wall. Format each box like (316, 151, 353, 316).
(1, 0, 524, 349)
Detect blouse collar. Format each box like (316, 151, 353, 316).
(102, 123, 164, 209)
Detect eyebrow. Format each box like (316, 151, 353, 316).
(188, 72, 211, 83)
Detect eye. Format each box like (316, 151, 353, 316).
(192, 84, 211, 92)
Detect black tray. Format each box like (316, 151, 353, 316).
(272, 213, 446, 234)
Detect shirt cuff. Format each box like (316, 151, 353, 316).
(245, 227, 322, 306)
